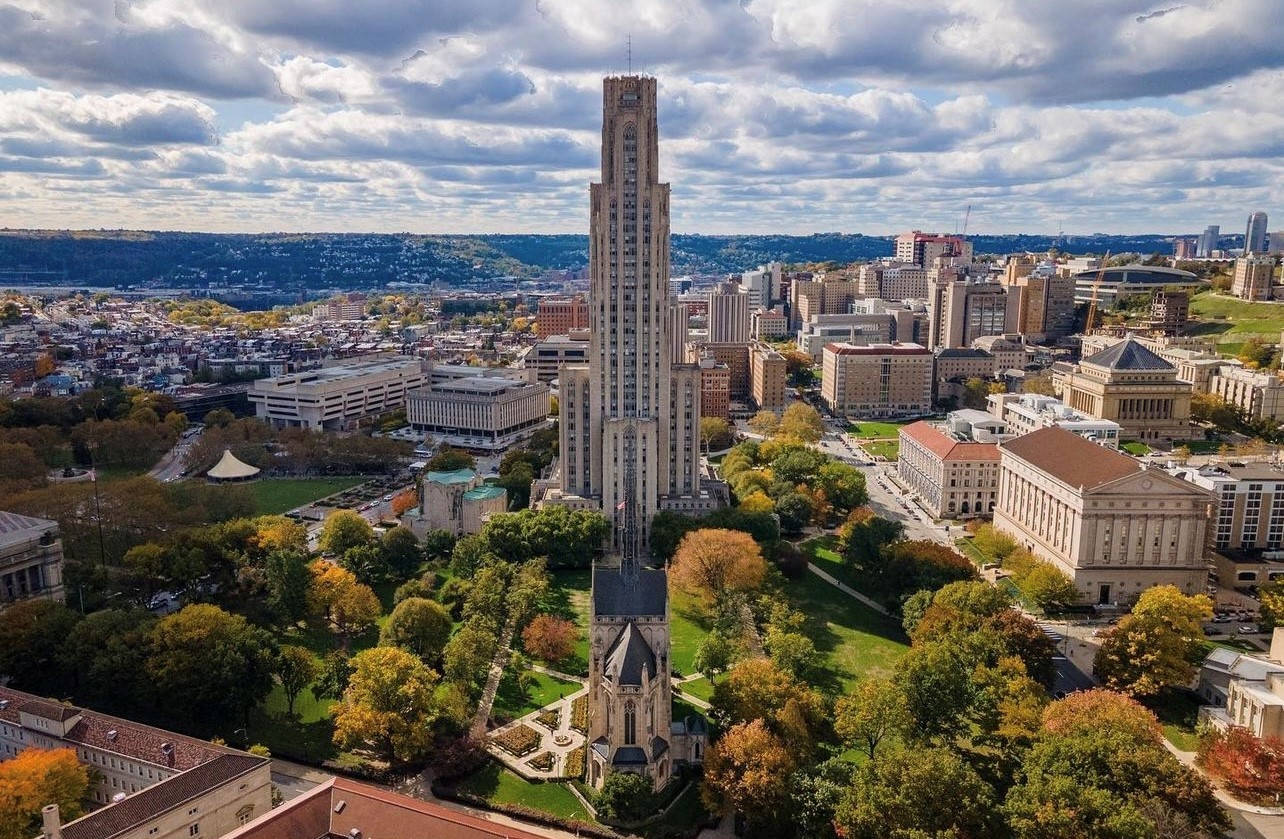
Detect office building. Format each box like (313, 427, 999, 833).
(1174, 237, 1197, 260)
(789, 277, 862, 331)
(311, 294, 366, 321)
(994, 426, 1211, 605)
(1198, 225, 1221, 258)
(857, 262, 930, 300)
(1004, 268, 1076, 341)
(1146, 289, 1189, 334)
(750, 341, 787, 413)
(697, 356, 730, 419)
(1246, 211, 1269, 255)
(1269, 232, 1284, 256)
(821, 342, 932, 418)
(740, 262, 781, 309)
(248, 356, 428, 431)
(553, 76, 707, 790)
(927, 273, 1015, 350)
(895, 231, 973, 267)
(1231, 256, 1276, 301)
(1207, 363, 1284, 421)
(406, 376, 549, 451)
(986, 392, 1121, 447)
(1052, 338, 1194, 441)
(535, 296, 589, 338)
(522, 331, 589, 383)
(691, 342, 751, 401)
(796, 312, 894, 361)
(751, 308, 789, 340)
(898, 419, 1001, 519)
(668, 301, 690, 361)
(409, 468, 507, 535)
(0, 686, 271, 839)
(707, 286, 751, 343)
(0, 512, 64, 610)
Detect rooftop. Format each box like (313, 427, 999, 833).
(826, 341, 930, 356)
(593, 566, 667, 618)
(462, 485, 506, 501)
(205, 449, 261, 480)
(603, 622, 658, 686)
(425, 468, 477, 486)
(1081, 338, 1174, 371)
(900, 420, 1000, 462)
(0, 510, 58, 551)
(1000, 426, 1141, 489)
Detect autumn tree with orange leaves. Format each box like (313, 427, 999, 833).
(0, 748, 88, 839)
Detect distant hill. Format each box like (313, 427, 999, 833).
(0, 229, 1187, 290)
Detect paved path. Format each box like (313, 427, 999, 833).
(486, 687, 588, 779)
(1161, 741, 1284, 838)
(806, 562, 891, 617)
(469, 621, 517, 739)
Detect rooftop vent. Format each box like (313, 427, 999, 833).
(106, 730, 117, 741)
(333, 800, 346, 814)
(160, 743, 173, 754)
(349, 830, 361, 839)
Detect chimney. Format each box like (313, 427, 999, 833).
(1271, 627, 1284, 664)
(42, 804, 62, 839)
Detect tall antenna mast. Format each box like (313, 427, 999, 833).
(627, 34, 632, 73)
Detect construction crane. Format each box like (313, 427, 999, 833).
(1084, 251, 1111, 333)
(961, 204, 972, 238)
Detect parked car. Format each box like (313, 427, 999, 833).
(1238, 625, 1259, 634)
(1212, 614, 1232, 624)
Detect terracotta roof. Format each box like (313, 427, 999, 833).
(899, 421, 1000, 462)
(1000, 426, 1140, 489)
(60, 754, 266, 839)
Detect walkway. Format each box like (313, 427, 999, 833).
(672, 674, 712, 710)
(468, 619, 517, 739)
(806, 562, 890, 617)
(486, 686, 588, 780)
(1162, 741, 1284, 839)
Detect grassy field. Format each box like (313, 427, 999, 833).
(954, 537, 994, 568)
(677, 675, 716, 703)
(846, 420, 911, 439)
(543, 569, 592, 676)
(1190, 292, 1284, 335)
(1144, 689, 1204, 752)
(492, 669, 581, 721)
(248, 477, 366, 515)
(456, 763, 590, 821)
(863, 440, 899, 460)
(1120, 441, 1152, 457)
(670, 588, 714, 677)
(805, 537, 862, 589)
(1185, 439, 1224, 454)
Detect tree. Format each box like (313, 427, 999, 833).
(63, 608, 155, 715)
(764, 627, 816, 679)
(264, 550, 311, 624)
(147, 604, 276, 729)
(443, 619, 498, 690)
(318, 509, 375, 557)
(835, 745, 997, 839)
(817, 460, 867, 511)
(521, 614, 577, 663)
(747, 409, 780, 436)
(313, 650, 354, 701)
(596, 772, 656, 822)
(701, 720, 798, 824)
(307, 560, 381, 650)
(834, 676, 912, 759)
(709, 658, 824, 747)
(700, 416, 733, 453)
(450, 533, 498, 576)
(0, 748, 89, 839)
(339, 543, 385, 584)
(1198, 727, 1284, 805)
(692, 633, 734, 681)
(769, 446, 827, 485)
(380, 597, 452, 663)
(1020, 562, 1081, 612)
(0, 599, 79, 696)
(425, 446, 476, 472)
(380, 526, 421, 580)
(670, 528, 767, 602)
(893, 637, 977, 741)
(779, 402, 824, 443)
(1094, 585, 1213, 697)
(1261, 578, 1284, 628)
(836, 507, 903, 567)
(332, 646, 440, 763)
(422, 529, 456, 563)
(275, 645, 319, 718)
(203, 407, 234, 427)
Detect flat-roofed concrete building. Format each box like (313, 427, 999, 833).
(0, 511, 64, 610)
(0, 686, 271, 839)
(1004, 270, 1076, 341)
(821, 342, 932, 419)
(987, 392, 1121, 448)
(1052, 338, 1194, 442)
(1231, 256, 1277, 301)
(994, 426, 1211, 606)
(796, 312, 896, 361)
(789, 278, 862, 331)
(222, 776, 548, 839)
(927, 273, 1016, 350)
(535, 296, 589, 338)
(522, 331, 589, 383)
(707, 287, 750, 343)
(751, 307, 789, 340)
(750, 341, 787, 413)
(1147, 289, 1189, 334)
(895, 231, 973, 267)
(898, 420, 1001, 518)
(406, 375, 549, 451)
(1208, 363, 1284, 421)
(248, 356, 428, 430)
(857, 262, 930, 300)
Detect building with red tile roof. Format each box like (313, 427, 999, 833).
(897, 420, 1001, 519)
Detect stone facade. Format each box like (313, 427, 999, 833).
(0, 511, 64, 610)
(1052, 338, 1194, 442)
(821, 342, 932, 419)
(898, 421, 1001, 519)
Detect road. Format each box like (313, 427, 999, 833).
(149, 427, 202, 481)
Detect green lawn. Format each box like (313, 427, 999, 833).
(863, 440, 899, 460)
(456, 762, 591, 821)
(1184, 439, 1224, 454)
(1120, 441, 1151, 457)
(670, 588, 714, 677)
(846, 420, 911, 439)
(1190, 292, 1284, 337)
(786, 566, 909, 692)
(678, 675, 716, 703)
(1144, 688, 1204, 752)
(955, 537, 994, 568)
(492, 669, 581, 721)
(248, 477, 366, 515)
(541, 569, 592, 676)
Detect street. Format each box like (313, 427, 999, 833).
(148, 426, 203, 482)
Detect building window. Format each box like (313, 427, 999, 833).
(189, 826, 200, 837)
(624, 701, 637, 745)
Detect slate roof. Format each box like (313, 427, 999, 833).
(592, 566, 667, 617)
(0, 510, 57, 550)
(603, 622, 657, 686)
(1081, 338, 1173, 371)
(1000, 426, 1140, 490)
(611, 746, 649, 765)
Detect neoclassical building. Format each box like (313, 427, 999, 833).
(994, 426, 1211, 606)
(1051, 338, 1194, 442)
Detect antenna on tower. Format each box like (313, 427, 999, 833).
(627, 34, 632, 74)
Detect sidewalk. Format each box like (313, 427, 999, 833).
(806, 562, 890, 617)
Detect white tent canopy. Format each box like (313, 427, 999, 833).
(206, 449, 261, 481)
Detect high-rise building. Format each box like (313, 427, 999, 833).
(1198, 225, 1221, 258)
(667, 301, 689, 361)
(927, 270, 1016, 350)
(895, 231, 973, 267)
(1268, 232, 1284, 256)
(1231, 256, 1276, 301)
(555, 76, 705, 791)
(750, 341, 787, 413)
(1003, 267, 1076, 341)
(821, 342, 932, 418)
(1246, 211, 1269, 255)
(707, 285, 750, 343)
(740, 262, 781, 308)
(1173, 238, 1197, 260)
(535, 296, 590, 337)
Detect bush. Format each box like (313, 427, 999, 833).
(491, 724, 541, 757)
(596, 771, 656, 822)
(529, 751, 556, 772)
(564, 745, 586, 780)
(535, 709, 561, 731)
(431, 736, 488, 781)
(570, 695, 588, 733)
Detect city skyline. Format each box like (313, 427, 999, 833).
(0, 1, 1282, 234)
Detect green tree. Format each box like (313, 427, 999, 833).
(443, 619, 498, 690)
(332, 645, 440, 763)
(1020, 562, 1081, 613)
(764, 627, 816, 679)
(318, 509, 374, 556)
(147, 604, 277, 729)
(450, 533, 498, 576)
(893, 637, 977, 741)
(834, 676, 912, 760)
(275, 645, 319, 718)
(425, 446, 476, 471)
(837, 507, 903, 567)
(692, 633, 734, 681)
(779, 402, 824, 442)
(63, 608, 155, 715)
(816, 460, 867, 511)
(700, 416, 733, 453)
(0, 599, 79, 696)
(264, 550, 311, 624)
(1094, 585, 1213, 697)
(380, 597, 452, 663)
(380, 526, 421, 580)
(313, 650, 354, 701)
(774, 492, 813, 535)
(595, 772, 656, 822)
(770, 446, 827, 485)
(421, 529, 456, 563)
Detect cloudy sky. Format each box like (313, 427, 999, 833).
(1, 1, 1282, 235)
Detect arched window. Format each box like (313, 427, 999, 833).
(624, 701, 637, 745)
